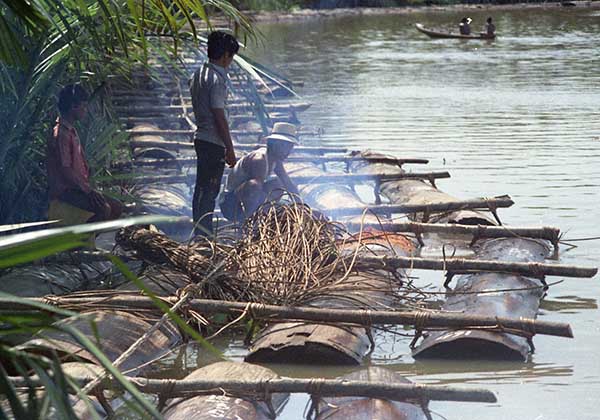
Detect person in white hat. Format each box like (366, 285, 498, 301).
(459, 17, 472, 35)
(219, 122, 299, 222)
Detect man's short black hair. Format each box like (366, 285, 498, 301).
(58, 84, 89, 115)
(207, 31, 239, 60)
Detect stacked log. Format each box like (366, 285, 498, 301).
(315, 367, 429, 420)
(350, 151, 560, 360)
(162, 362, 288, 420)
(245, 160, 416, 364)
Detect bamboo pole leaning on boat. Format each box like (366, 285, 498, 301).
(113, 155, 429, 170)
(9, 363, 497, 404)
(344, 221, 561, 249)
(129, 138, 348, 155)
(102, 171, 450, 187)
(8, 295, 574, 338)
(356, 255, 596, 280)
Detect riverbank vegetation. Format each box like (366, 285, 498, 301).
(0, 0, 253, 225)
(233, 0, 574, 12)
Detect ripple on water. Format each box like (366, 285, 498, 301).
(244, 9, 600, 420)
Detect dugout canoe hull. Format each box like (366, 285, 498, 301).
(412, 238, 550, 360)
(351, 151, 554, 360)
(246, 160, 416, 365)
(20, 310, 181, 374)
(351, 151, 495, 226)
(316, 367, 429, 420)
(415, 23, 495, 40)
(0, 264, 92, 297)
(163, 361, 288, 420)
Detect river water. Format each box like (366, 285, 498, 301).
(235, 7, 600, 420)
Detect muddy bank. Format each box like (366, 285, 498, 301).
(240, 2, 598, 23)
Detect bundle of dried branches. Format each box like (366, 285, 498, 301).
(115, 226, 251, 301)
(231, 202, 345, 305)
(115, 202, 428, 310)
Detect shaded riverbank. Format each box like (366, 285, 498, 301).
(241, 1, 599, 22)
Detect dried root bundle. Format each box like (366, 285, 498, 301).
(116, 202, 427, 309)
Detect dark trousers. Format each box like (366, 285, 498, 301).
(193, 141, 225, 236)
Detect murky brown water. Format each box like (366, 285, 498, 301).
(235, 7, 600, 420)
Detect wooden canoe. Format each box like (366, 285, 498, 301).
(162, 362, 288, 420)
(415, 23, 495, 40)
(316, 367, 429, 420)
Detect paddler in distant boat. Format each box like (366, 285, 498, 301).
(459, 17, 472, 35)
(484, 17, 496, 37)
(219, 122, 299, 222)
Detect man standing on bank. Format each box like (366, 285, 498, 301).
(190, 31, 239, 236)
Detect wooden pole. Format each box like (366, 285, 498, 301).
(344, 221, 560, 243)
(327, 195, 515, 216)
(112, 155, 429, 170)
(114, 102, 312, 114)
(8, 375, 497, 403)
(124, 124, 319, 138)
(357, 255, 597, 279)
(3, 296, 574, 338)
(102, 171, 450, 186)
(129, 139, 347, 155)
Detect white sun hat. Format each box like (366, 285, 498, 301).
(265, 122, 299, 145)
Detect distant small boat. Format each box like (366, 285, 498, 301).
(415, 23, 495, 40)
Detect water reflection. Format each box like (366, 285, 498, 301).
(245, 7, 600, 419)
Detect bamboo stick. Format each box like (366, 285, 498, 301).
(121, 119, 318, 137)
(113, 155, 429, 170)
(129, 139, 347, 154)
(124, 127, 315, 138)
(4, 296, 573, 338)
(357, 255, 597, 279)
(344, 221, 560, 243)
(114, 102, 312, 114)
(103, 171, 450, 187)
(9, 375, 496, 403)
(328, 195, 515, 216)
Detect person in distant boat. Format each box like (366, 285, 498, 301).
(219, 122, 299, 222)
(47, 84, 122, 223)
(484, 17, 496, 36)
(190, 31, 239, 237)
(459, 17, 472, 35)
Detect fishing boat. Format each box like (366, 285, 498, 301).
(415, 23, 495, 40)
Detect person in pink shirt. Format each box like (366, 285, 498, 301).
(47, 84, 122, 222)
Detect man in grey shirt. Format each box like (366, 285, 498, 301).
(190, 31, 239, 236)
